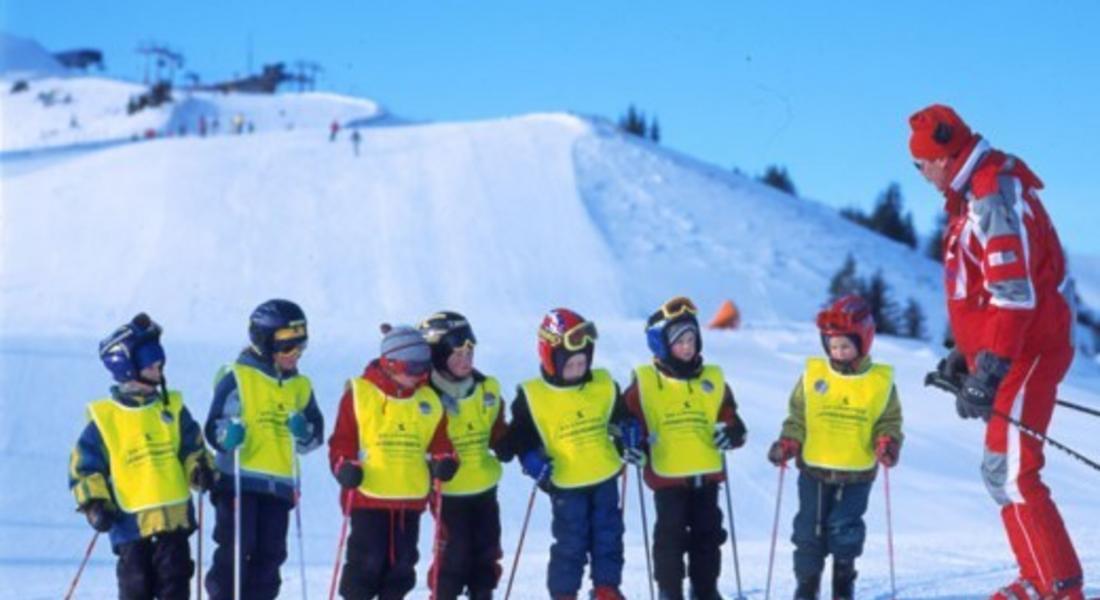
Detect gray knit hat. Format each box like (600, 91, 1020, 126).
(379, 323, 431, 364)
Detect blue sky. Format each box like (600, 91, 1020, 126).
(4, 1, 1099, 254)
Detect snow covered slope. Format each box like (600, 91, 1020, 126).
(1, 76, 1097, 598)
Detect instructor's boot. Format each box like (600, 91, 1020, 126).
(831, 559, 857, 600)
(793, 573, 820, 600)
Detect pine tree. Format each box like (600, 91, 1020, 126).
(865, 270, 900, 335)
(760, 165, 797, 196)
(649, 117, 660, 142)
(902, 298, 926, 340)
(925, 213, 947, 262)
(828, 254, 865, 301)
(618, 104, 646, 137)
(868, 183, 917, 248)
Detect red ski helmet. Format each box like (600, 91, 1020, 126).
(537, 308, 597, 376)
(816, 294, 875, 357)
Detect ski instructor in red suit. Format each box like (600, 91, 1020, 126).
(910, 104, 1085, 600)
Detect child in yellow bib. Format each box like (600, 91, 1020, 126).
(68, 314, 215, 599)
(621, 296, 748, 600)
(508, 308, 630, 600)
(202, 299, 325, 600)
(767, 295, 903, 600)
(417, 312, 513, 600)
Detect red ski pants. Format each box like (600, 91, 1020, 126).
(981, 343, 1083, 597)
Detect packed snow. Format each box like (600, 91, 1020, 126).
(1, 62, 1097, 598)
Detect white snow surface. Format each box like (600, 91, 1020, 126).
(1, 76, 1097, 598)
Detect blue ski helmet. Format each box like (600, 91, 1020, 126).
(248, 299, 308, 356)
(99, 313, 166, 383)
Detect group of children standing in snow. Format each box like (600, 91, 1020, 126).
(69, 293, 902, 600)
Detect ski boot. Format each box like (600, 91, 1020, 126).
(793, 573, 820, 600)
(831, 559, 857, 600)
(591, 586, 626, 600)
(658, 586, 685, 600)
(468, 590, 494, 600)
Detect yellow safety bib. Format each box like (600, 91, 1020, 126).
(351, 378, 443, 500)
(441, 377, 504, 496)
(636, 364, 724, 478)
(801, 358, 892, 471)
(88, 392, 190, 513)
(233, 364, 312, 478)
(522, 368, 621, 489)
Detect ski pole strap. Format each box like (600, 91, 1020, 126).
(924, 371, 1100, 472)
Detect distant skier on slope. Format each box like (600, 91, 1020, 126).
(69, 313, 215, 599)
(767, 295, 903, 600)
(910, 103, 1084, 599)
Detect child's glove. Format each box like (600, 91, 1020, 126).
(875, 436, 901, 468)
(219, 421, 245, 451)
(623, 446, 647, 467)
(190, 461, 217, 492)
(767, 438, 800, 466)
(520, 450, 551, 483)
(429, 454, 459, 482)
(713, 421, 746, 451)
(286, 412, 312, 442)
(334, 459, 364, 489)
(82, 499, 116, 533)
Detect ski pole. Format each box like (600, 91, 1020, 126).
(1056, 398, 1100, 418)
(721, 455, 746, 600)
(883, 465, 897, 600)
(233, 442, 242, 600)
(924, 372, 1100, 472)
(64, 531, 99, 600)
(293, 454, 309, 600)
(428, 477, 446, 598)
(619, 465, 629, 512)
(764, 464, 786, 600)
(504, 478, 540, 600)
(328, 490, 353, 600)
(197, 491, 205, 600)
(635, 464, 656, 600)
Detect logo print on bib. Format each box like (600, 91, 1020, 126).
(814, 379, 829, 395)
(419, 401, 432, 415)
(701, 380, 715, 393)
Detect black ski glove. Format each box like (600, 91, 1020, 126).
(956, 351, 1010, 420)
(714, 419, 747, 451)
(82, 499, 116, 533)
(936, 349, 969, 388)
(429, 455, 459, 482)
(335, 461, 364, 489)
(190, 461, 217, 492)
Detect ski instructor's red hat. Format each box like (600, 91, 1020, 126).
(908, 104, 973, 160)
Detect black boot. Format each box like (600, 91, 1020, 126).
(690, 587, 723, 600)
(658, 586, 685, 600)
(793, 573, 820, 600)
(832, 559, 857, 600)
(468, 590, 494, 600)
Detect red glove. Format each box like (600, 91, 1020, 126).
(875, 436, 900, 467)
(767, 438, 800, 466)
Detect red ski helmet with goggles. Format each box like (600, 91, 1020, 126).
(537, 308, 597, 376)
(816, 294, 875, 357)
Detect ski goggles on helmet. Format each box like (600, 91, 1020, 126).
(388, 358, 432, 378)
(816, 307, 869, 333)
(439, 327, 476, 352)
(274, 339, 307, 357)
(272, 322, 308, 353)
(540, 320, 599, 351)
(656, 296, 698, 322)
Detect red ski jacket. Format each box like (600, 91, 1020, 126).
(941, 137, 1075, 365)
